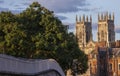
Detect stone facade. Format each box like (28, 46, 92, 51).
(107, 48, 120, 76)
(76, 13, 116, 54)
(76, 13, 120, 76)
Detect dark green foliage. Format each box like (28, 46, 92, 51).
(0, 2, 88, 73)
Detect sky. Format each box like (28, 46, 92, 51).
(0, 0, 120, 41)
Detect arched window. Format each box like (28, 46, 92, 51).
(109, 63, 112, 71)
(79, 32, 82, 39)
(101, 30, 104, 41)
(118, 63, 120, 70)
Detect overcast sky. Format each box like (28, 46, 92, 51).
(0, 0, 120, 41)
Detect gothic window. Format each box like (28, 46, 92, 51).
(118, 64, 120, 70)
(105, 24, 106, 26)
(79, 32, 82, 39)
(83, 26, 84, 29)
(94, 54, 96, 58)
(109, 33, 111, 41)
(98, 37, 100, 41)
(109, 29, 112, 41)
(101, 31, 104, 41)
(109, 63, 112, 71)
(86, 31, 89, 42)
(99, 24, 101, 27)
(101, 31, 104, 37)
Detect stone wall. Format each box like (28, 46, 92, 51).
(0, 54, 65, 76)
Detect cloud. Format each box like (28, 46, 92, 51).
(14, 4, 21, 8)
(79, 8, 91, 12)
(115, 26, 120, 33)
(0, 7, 9, 12)
(92, 23, 97, 30)
(56, 15, 68, 20)
(63, 22, 75, 32)
(38, 0, 89, 13)
(11, 0, 92, 13)
(0, 0, 4, 3)
(78, 7, 101, 12)
(11, 10, 22, 14)
(0, 8, 22, 14)
(0, 0, 100, 15)
(0, 7, 23, 14)
(13, 2, 31, 10)
(15, 7, 25, 10)
(22, 3, 31, 6)
(68, 23, 75, 30)
(91, 7, 101, 11)
(12, 5, 25, 10)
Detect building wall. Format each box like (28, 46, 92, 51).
(0, 54, 65, 76)
(108, 57, 120, 76)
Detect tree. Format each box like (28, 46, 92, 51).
(0, 2, 88, 73)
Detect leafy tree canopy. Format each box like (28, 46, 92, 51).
(0, 2, 88, 73)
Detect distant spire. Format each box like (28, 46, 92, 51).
(101, 13, 103, 20)
(104, 13, 106, 20)
(90, 33, 93, 41)
(106, 12, 108, 20)
(106, 12, 108, 16)
(82, 14, 85, 22)
(109, 13, 111, 20)
(86, 16, 88, 22)
(76, 15, 78, 22)
(90, 15, 92, 22)
(98, 13, 100, 20)
(112, 12, 114, 20)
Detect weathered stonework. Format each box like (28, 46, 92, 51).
(76, 13, 120, 76)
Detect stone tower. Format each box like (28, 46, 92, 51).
(97, 13, 115, 46)
(76, 15, 92, 50)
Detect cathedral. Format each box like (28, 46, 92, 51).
(76, 13, 120, 76)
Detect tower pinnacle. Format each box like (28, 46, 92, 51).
(86, 16, 88, 22)
(82, 14, 85, 22)
(112, 12, 114, 20)
(76, 15, 78, 22)
(90, 15, 92, 22)
(98, 13, 100, 20)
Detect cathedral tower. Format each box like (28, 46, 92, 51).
(76, 15, 92, 50)
(97, 13, 115, 45)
